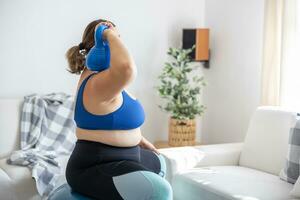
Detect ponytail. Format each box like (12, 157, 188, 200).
(65, 45, 85, 74)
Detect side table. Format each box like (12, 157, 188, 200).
(154, 140, 201, 149)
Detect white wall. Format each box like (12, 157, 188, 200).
(0, 0, 266, 144)
(0, 0, 205, 143)
(202, 0, 265, 143)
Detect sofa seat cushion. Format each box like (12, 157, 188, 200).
(0, 159, 40, 200)
(172, 166, 294, 200)
(0, 168, 15, 200)
(0, 154, 71, 200)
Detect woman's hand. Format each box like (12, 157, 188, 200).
(95, 21, 120, 40)
(139, 136, 160, 155)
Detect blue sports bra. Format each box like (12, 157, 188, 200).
(74, 73, 145, 130)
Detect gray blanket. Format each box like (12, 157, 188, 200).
(7, 92, 77, 199)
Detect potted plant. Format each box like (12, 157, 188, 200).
(155, 45, 206, 146)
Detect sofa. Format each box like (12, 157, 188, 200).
(159, 107, 300, 200)
(0, 98, 298, 200)
(0, 98, 71, 200)
(0, 98, 38, 200)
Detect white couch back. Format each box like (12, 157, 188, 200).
(239, 106, 298, 175)
(0, 98, 23, 159)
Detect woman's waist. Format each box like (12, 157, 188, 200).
(75, 127, 142, 147)
(71, 139, 142, 164)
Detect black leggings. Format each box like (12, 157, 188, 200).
(65, 139, 172, 200)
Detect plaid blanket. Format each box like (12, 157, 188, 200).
(6, 92, 77, 199)
(280, 114, 300, 184)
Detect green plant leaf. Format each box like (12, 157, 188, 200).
(155, 45, 207, 119)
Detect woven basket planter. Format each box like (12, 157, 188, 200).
(168, 117, 196, 147)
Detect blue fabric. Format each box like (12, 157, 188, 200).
(156, 154, 167, 178)
(50, 140, 171, 200)
(74, 73, 145, 130)
(112, 170, 173, 200)
(85, 25, 110, 72)
(111, 154, 171, 200)
(49, 142, 171, 200)
(141, 171, 173, 200)
(47, 183, 92, 200)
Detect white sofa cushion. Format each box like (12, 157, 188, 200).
(0, 98, 23, 159)
(172, 166, 293, 200)
(291, 175, 300, 198)
(0, 159, 40, 200)
(0, 168, 15, 200)
(0, 154, 71, 200)
(239, 107, 298, 175)
(159, 143, 243, 183)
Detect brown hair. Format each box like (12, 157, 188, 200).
(66, 19, 115, 74)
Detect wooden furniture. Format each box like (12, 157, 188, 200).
(154, 140, 201, 149)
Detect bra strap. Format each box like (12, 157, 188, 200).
(79, 73, 97, 91)
(76, 73, 98, 107)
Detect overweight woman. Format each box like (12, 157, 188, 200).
(64, 19, 173, 200)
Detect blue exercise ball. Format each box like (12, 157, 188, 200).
(47, 183, 92, 200)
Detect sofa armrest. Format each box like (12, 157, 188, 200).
(158, 142, 243, 183)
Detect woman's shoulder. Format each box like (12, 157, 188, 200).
(123, 89, 137, 100)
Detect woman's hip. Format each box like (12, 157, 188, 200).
(66, 139, 141, 169)
(64, 139, 169, 199)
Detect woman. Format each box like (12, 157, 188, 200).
(64, 19, 173, 200)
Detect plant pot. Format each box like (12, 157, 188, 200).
(168, 117, 196, 147)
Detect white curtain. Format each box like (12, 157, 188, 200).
(280, 0, 300, 111)
(260, 0, 283, 106)
(261, 0, 300, 111)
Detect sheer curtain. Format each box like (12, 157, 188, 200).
(260, 0, 283, 106)
(280, 0, 300, 111)
(261, 0, 300, 111)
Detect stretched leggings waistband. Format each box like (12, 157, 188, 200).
(73, 139, 141, 163)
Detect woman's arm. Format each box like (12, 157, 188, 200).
(88, 23, 137, 102)
(106, 29, 137, 79)
(139, 136, 160, 155)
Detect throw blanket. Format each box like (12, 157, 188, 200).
(6, 92, 77, 199)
